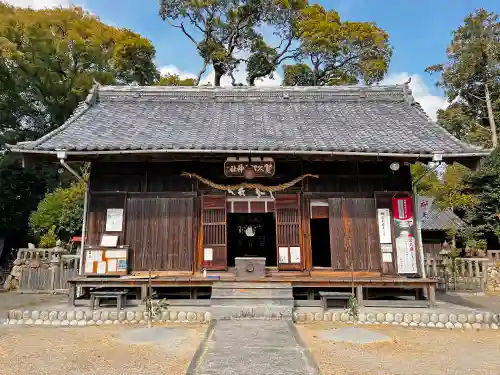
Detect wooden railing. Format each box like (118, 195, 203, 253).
(425, 256, 489, 292)
(487, 250, 500, 261)
(18, 253, 79, 293)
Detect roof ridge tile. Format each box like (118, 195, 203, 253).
(24, 83, 100, 150)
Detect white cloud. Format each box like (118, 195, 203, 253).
(1, 0, 70, 9)
(159, 65, 197, 80)
(160, 63, 282, 87)
(200, 65, 282, 87)
(381, 72, 448, 121)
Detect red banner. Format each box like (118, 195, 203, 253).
(392, 197, 413, 221)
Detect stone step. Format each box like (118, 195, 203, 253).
(210, 305, 293, 320)
(211, 298, 294, 306)
(211, 288, 293, 299)
(212, 282, 292, 289)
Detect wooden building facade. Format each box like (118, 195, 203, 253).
(85, 158, 412, 276)
(11, 84, 488, 299)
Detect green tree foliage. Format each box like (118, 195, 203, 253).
(156, 73, 197, 86)
(0, 4, 159, 145)
(426, 8, 500, 147)
(465, 149, 500, 241)
(0, 5, 157, 257)
(29, 180, 85, 244)
(159, 0, 307, 86)
(0, 163, 53, 246)
(436, 104, 492, 147)
(410, 162, 440, 197)
(283, 4, 392, 86)
(411, 162, 475, 211)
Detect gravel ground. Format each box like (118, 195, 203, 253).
(0, 324, 206, 375)
(437, 292, 500, 313)
(297, 323, 500, 375)
(0, 292, 66, 318)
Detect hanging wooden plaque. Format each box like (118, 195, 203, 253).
(224, 160, 275, 177)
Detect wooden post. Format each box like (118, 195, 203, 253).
(140, 284, 148, 303)
(68, 282, 76, 306)
(427, 284, 436, 307)
(307, 288, 314, 300)
(356, 285, 364, 306)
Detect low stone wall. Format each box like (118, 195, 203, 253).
(486, 261, 500, 295)
(6, 308, 500, 330)
(4, 309, 212, 326)
(293, 311, 500, 330)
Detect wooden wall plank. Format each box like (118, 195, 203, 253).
(124, 197, 194, 271)
(329, 197, 381, 272)
(87, 193, 126, 246)
(329, 198, 344, 270)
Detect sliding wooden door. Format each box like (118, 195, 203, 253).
(328, 197, 381, 271)
(125, 197, 194, 271)
(276, 194, 303, 270)
(202, 195, 227, 270)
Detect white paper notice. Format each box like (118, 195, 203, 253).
(86, 250, 102, 262)
(382, 253, 393, 263)
(204, 248, 213, 261)
(377, 208, 392, 244)
(96, 261, 106, 274)
(106, 249, 127, 258)
(100, 235, 118, 247)
(84, 261, 94, 273)
(381, 244, 393, 253)
(107, 259, 117, 272)
(105, 208, 123, 232)
(396, 235, 417, 274)
(278, 247, 289, 263)
(290, 247, 301, 263)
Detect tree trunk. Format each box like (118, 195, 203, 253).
(248, 76, 256, 86)
(485, 84, 497, 148)
(214, 71, 222, 87)
(213, 63, 225, 87)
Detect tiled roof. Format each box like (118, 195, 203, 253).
(421, 207, 465, 231)
(12, 84, 488, 156)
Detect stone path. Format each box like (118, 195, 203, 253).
(190, 320, 320, 375)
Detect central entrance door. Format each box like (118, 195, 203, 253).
(226, 213, 277, 267)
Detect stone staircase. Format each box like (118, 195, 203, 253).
(210, 282, 294, 320)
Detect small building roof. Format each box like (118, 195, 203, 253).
(421, 207, 465, 232)
(10, 84, 489, 159)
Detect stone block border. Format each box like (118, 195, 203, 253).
(293, 311, 500, 330)
(6, 309, 500, 330)
(4, 309, 211, 326)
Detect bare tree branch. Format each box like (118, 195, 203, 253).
(186, 13, 206, 33)
(166, 19, 199, 47)
(197, 60, 208, 85)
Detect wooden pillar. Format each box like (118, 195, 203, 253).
(307, 288, 314, 300)
(427, 284, 436, 307)
(356, 285, 364, 306)
(68, 282, 76, 306)
(140, 284, 148, 303)
(302, 195, 312, 272)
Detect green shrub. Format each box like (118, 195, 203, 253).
(30, 181, 84, 244)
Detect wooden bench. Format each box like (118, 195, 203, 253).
(319, 291, 353, 311)
(90, 291, 127, 313)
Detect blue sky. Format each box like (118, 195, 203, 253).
(5, 0, 500, 119)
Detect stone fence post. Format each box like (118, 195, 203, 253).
(485, 261, 500, 295)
